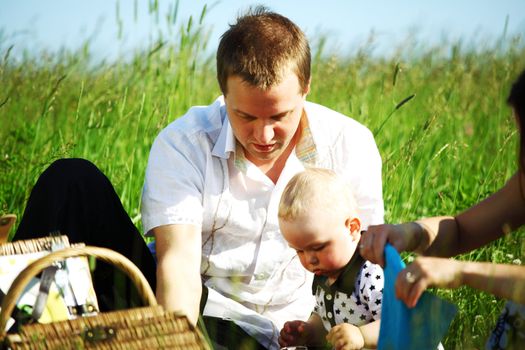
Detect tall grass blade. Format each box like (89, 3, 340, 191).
(374, 94, 416, 135)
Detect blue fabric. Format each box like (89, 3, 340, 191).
(147, 241, 157, 264)
(378, 244, 458, 350)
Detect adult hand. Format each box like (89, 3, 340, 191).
(278, 320, 312, 347)
(326, 323, 364, 350)
(396, 256, 464, 308)
(360, 223, 416, 267)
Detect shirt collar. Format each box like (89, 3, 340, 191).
(295, 110, 318, 166)
(211, 110, 236, 159)
(312, 252, 365, 296)
(222, 108, 319, 172)
(210, 111, 249, 173)
(233, 141, 248, 173)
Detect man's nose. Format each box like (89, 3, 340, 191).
(254, 122, 274, 144)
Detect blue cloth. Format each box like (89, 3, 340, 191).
(378, 244, 458, 350)
(147, 240, 157, 263)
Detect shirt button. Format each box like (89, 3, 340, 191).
(326, 294, 332, 301)
(327, 312, 333, 319)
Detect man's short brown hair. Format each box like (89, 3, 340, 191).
(217, 6, 311, 95)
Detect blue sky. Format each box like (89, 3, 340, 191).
(1, 0, 524, 60)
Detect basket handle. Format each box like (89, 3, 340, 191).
(0, 246, 157, 336)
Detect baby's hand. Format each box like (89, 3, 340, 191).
(326, 323, 364, 350)
(278, 320, 311, 347)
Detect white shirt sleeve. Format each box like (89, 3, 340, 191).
(338, 124, 384, 229)
(141, 126, 206, 235)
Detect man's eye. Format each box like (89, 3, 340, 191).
(296, 249, 304, 254)
(272, 112, 290, 122)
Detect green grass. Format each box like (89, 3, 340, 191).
(1, 4, 524, 349)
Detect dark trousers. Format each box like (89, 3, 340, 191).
(14, 158, 157, 311)
(13, 158, 267, 349)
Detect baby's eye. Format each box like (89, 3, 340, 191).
(312, 245, 325, 252)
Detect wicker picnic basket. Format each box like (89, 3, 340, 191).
(0, 235, 74, 255)
(0, 235, 98, 324)
(0, 245, 210, 349)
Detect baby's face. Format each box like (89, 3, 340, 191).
(280, 208, 360, 281)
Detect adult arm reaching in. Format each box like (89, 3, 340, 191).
(360, 69, 525, 308)
(360, 172, 525, 307)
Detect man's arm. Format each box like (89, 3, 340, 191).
(154, 224, 202, 325)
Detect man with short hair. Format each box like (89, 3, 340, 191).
(141, 6, 384, 349)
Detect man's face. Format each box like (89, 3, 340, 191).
(224, 71, 309, 168)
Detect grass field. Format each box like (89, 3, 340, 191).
(1, 4, 524, 349)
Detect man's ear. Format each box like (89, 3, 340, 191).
(346, 217, 361, 241)
(303, 78, 311, 97)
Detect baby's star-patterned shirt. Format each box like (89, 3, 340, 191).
(312, 253, 384, 332)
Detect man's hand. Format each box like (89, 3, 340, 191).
(326, 323, 364, 350)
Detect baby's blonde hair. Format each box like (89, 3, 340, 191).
(278, 168, 358, 221)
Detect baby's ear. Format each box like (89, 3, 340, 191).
(346, 217, 361, 241)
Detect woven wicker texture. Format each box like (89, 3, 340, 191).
(8, 306, 207, 349)
(0, 245, 210, 349)
(0, 246, 156, 332)
(0, 235, 71, 256)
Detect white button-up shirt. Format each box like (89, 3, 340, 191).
(141, 96, 384, 349)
